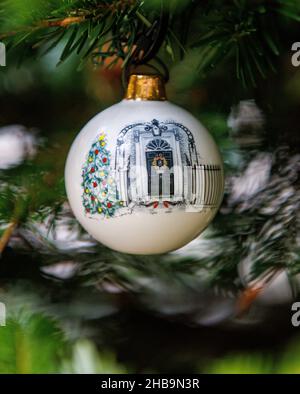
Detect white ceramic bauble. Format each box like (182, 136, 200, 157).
(65, 75, 224, 254)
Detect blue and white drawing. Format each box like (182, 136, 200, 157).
(114, 119, 222, 212)
(82, 119, 223, 218)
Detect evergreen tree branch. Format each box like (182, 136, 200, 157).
(237, 268, 283, 314)
(0, 16, 86, 40)
(0, 0, 299, 86)
(0, 220, 18, 254)
(0, 16, 85, 40)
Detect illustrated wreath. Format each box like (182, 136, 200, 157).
(152, 155, 168, 168)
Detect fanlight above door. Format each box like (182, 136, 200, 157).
(146, 139, 171, 151)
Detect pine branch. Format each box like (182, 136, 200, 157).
(0, 220, 18, 254)
(0, 17, 86, 40)
(0, 0, 300, 86)
(0, 138, 67, 254)
(236, 268, 283, 314)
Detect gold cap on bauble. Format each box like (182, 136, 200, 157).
(125, 74, 166, 101)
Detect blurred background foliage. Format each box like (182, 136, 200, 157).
(0, 0, 300, 373)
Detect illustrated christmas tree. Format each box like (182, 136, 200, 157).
(82, 133, 123, 218)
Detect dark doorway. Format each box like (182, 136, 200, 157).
(146, 150, 174, 198)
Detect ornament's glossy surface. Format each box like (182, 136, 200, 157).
(65, 77, 224, 254)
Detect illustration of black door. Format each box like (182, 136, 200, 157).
(146, 150, 174, 198)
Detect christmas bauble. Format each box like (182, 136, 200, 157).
(65, 74, 224, 254)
